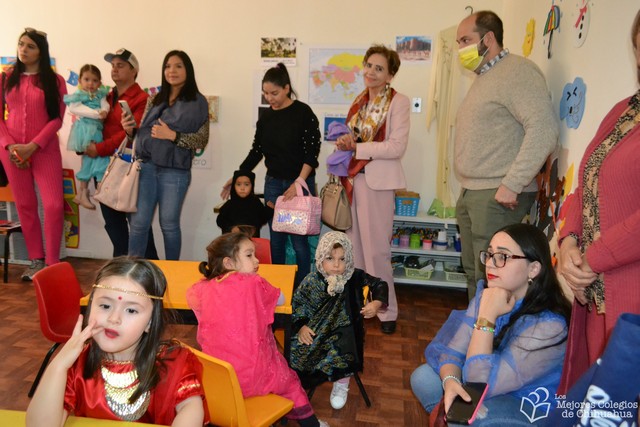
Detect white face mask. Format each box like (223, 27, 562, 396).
(458, 35, 488, 71)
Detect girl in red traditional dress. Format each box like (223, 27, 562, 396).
(27, 257, 207, 426)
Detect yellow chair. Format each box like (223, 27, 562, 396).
(185, 345, 294, 427)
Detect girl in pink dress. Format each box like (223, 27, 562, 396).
(187, 232, 328, 427)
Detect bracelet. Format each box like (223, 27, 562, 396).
(473, 323, 496, 334)
(475, 317, 496, 328)
(442, 375, 461, 389)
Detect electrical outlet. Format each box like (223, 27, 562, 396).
(412, 97, 422, 113)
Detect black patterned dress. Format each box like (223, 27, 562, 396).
(289, 269, 388, 389)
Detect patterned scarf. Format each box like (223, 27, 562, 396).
(341, 86, 396, 202)
(581, 90, 640, 313)
(315, 231, 355, 296)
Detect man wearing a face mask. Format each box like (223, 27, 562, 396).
(453, 11, 559, 300)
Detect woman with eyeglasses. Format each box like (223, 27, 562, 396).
(334, 44, 410, 335)
(0, 28, 66, 280)
(410, 223, 571, 426)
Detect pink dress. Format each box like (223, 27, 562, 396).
(187, 272, 313, 420)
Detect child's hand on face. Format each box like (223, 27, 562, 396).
(53, 315, 103, 370)
(297, 325, 316, 345)
(360, 300, 382, 318)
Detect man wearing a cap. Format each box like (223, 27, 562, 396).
(85, 48, 157, 258)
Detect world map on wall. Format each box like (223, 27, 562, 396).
(308, 48, 365, 104)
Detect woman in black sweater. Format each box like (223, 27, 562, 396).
(221, 63, 321, 287)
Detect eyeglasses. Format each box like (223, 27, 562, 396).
(24, 28, 47, 38)
(479, 251, 529, 268)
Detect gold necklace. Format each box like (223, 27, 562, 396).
(101, 362, 150, 421)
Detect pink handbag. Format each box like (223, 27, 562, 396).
(272, 177, 321, 235)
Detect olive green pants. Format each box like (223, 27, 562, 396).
(456, 188, 536, 300)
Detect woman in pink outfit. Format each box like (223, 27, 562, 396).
(187, 232, 328, 427)
(0, 28, 66, 281)
(335, 44, 410, 335)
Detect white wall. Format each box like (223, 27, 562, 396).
(501, 1, 639, 184)
(6, 1, 639, 261)
(2, 0, 504, 260)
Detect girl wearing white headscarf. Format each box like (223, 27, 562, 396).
(290, 231, 388, 409)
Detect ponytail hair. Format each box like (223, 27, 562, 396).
(199, 232, 252, 279)
(262, 62, 296, 99)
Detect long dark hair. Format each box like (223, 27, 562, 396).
(262, 62, 297, 99)
(7, 29, 61, 120)
(199, 232, 252, 279)
(152, 50, 200, 106)
(491, 223, 571, 350)
(83, 257, 175, 403)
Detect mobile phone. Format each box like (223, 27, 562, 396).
(118, 100, 136, 127)
(446, 382, 488, 425)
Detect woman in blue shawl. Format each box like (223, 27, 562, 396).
(124, 50, 208, 259)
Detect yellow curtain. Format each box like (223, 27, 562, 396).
(426, 26, 473, 217)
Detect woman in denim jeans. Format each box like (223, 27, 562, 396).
(123, 50, 209, 260)
(222, 63, 321, 286)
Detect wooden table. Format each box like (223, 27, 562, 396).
(80, 261, 297, 358)
(0, 409, 163, 426)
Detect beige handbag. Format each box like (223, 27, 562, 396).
(320, 175, 352, 231)
(93, 137, 140, 213)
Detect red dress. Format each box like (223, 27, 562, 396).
(64, 343, 206, 425)
(187, 272, 314, 420)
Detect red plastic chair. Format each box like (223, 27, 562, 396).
(252, 237, 272, 264)
(29, 262, 84, 397)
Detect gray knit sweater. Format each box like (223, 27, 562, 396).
(454, 53, 559, 193)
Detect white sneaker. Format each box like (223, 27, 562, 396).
(330, 381, 349, 409)
(318, 420, 330, 427)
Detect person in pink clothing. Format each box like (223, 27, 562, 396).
(335, 44, 410, 335)
(0, 28, 67, 281)
(187, 232, 328, 427)
(556, 9, 640, 394)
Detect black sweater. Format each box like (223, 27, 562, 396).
(239, 100, 321, 179)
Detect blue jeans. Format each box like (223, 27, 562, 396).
(264, 174, 315, 287)
(128, 162, 191, 260)
(411, 364, 545, 426)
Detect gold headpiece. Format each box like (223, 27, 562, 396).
(92, 284, 164, 300)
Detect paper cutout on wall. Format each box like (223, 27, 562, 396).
(543, 2, 561, 59)
(559, 77, 587, 129)
(574, 0, 590, 47)
(67, 70, 79, 86)
(522, 18, 536, 57)
(62, 168, 79, 248)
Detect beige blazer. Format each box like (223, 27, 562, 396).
(354, 93, 410, 190)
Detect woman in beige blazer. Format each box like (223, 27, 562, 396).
(336, 44, 410, 334)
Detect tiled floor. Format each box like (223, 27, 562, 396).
(0, 257, 467, 426)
